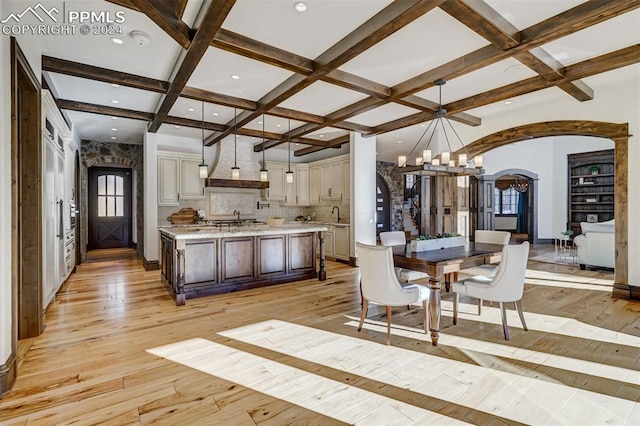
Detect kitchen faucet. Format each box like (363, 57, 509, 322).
(331, 206, 341, 223)
(233, 210, 241, 222)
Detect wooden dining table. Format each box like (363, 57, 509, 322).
(391, 242, 504, 346)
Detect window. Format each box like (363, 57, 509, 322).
(97, 174, 124, 217)
(494, 187, 519, 214)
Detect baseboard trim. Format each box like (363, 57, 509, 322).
(0, 352, 16, 397)
(143, 257, 160, 271)
(349, 256, 358, 267)
(612, 283, 640, 300)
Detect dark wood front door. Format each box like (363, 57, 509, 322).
(376, 174, 391, 236)
(88, 167, 132, 249)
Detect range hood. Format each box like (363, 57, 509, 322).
(205, 137, 269, 189)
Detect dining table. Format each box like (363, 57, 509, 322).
(391, 242, 505, 346)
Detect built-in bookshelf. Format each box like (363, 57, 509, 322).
(567, 149, 614, 235)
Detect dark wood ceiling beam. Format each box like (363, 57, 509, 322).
(57, 99, 154, 121)
(149, 0, 236, 133)
(164, 116, 226, 132)
(332, 122, 375, 134)
(129, 0, 191, 49)
(294, 135, 349, 157)
(174, 0, 189, 19)
(397, 95, 482, 126)
(180, 86, 257, 110)
(105, 0, 140, 12)
(268, 107, 324, 124)
(444, 45, 640, 114)
(212, 29, 314, 75)
(42, 56, 169, 93)
(516, 48, 594, 101)
(323, 69, 390, 98)
(206, 0, 444, 145)
(439, 0, 520, 50)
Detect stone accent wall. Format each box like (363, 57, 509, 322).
(376, 161, 404, 231)
(80, 141, 144, 260)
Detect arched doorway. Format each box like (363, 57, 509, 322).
(375, 173, 391, 237)
(461, 120, 629, 297)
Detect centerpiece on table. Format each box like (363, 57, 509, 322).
(410, 233, 465, 252)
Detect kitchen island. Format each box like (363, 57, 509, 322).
(159, 224, 328, 305)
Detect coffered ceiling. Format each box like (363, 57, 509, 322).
(5, 0, 639, 160)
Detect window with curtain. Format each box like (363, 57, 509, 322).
(494, 187, 519, 214)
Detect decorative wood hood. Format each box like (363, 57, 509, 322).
(205, 137, 268, 188)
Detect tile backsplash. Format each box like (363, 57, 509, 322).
(158, 188, 349, 225)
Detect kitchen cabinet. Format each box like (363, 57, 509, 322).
(341, 158, 350, 203)
(333, 224, 350, 261)
(308, 154, 350, 204)
(264, 162, 286, 201)
(285, 164, 309, 206)
(157, 152, 205, 206)
(309, 165, 321, 205)
(324, 226, 334, 258)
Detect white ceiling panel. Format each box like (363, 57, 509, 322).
(221, 0, 393, 59)
(169, 98, 238, 124)
(66, 111, 146, 144)
(464, 86, 568, 118)
(158, 123, 215, 141)
(338, 8, 490, 86)
(242, 115, 306, 135)
(187, 47, 294, 100)
(541, 9, 640, 66)
(304, 127, 348, 140)
(277, 81, 367, 116)
(414, 58, 538, 104)
(349, 103, 420, 127)
(483, 0, 587, 31)
(48, 73, 161, 112)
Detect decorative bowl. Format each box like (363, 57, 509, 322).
(266, 217, 285, 227)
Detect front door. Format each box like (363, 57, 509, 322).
(88, 167, 132, 249)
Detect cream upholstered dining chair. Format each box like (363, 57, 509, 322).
(356, 242, 429, 346)
(379, 231, 429, 282)
(452, 241, 530, 340)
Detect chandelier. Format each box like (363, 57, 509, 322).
(510, 177, 528, 193)
(399, 79, 483, 176)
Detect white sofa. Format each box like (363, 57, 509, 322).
(573, 220, 614, 270)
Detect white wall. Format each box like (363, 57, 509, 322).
(350, 132, 377, 254)
(484, 135, 613, 239)
(0, 3, 13, 366)
(143, 132, 158, 263)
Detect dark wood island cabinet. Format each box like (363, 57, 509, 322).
(160, 224, 328, 305)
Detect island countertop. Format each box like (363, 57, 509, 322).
(159, 224, 328, 239)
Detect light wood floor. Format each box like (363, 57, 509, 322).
(1, 246, 638, 425)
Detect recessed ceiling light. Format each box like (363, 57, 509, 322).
(188, 108, 194, 112)
(212, 112, 219, 116)
(293, 1, 307, 12)
(276, 124, 281, 127)
(111, 128, 117, 131)
(111, 83, 120, 88)
(420, 124, 425, 127)
(504, 100, 512, 105)
(296, 143, 300, 145)
(174, 125, 181, 129)
(111, 100, 119, 104)
(397, 140, 402, 144)
(111, 136, 117, 140)
(257, 121, 263, 124)
(111, 117, 118, 120)
(319, 134, 324, 138)
(110, 37, 124, 45)
(231, 74, 240, 80)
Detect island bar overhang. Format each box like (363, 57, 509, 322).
(159, 225, 328, 305)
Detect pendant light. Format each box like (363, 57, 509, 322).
(285, 118, 293, 184)
(198, 101, 208, 178)
(259, 114, 268, 182)
(231, 107, 240, 180)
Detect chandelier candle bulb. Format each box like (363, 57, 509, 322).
(423, 149, 432, 164)
(432, 158, 440, 166)
(441, 151, 450, 164)
(416, 157, 423, 166)
(474, 155, 483, 168)
(458, 153, 467, 167)
(398, 155, 407, 167)
(449, 160, 456, 167)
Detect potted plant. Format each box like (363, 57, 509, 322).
(410, 233, 465, 252)
(589, 165, 599, 175)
